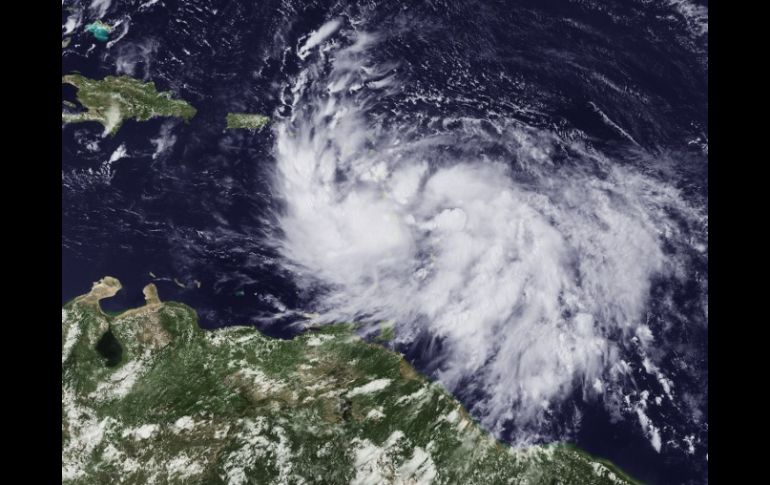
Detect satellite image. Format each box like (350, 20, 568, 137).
(62, 0, 708, 483)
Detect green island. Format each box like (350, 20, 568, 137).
(62, 74, 197, 135)
(375, 322, 396, 342)
(62, 277, 640, 484)
(85, 20, 112, 42)
(226, 113, 270, 130)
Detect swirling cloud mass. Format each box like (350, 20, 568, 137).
(270, 24, 707, 454)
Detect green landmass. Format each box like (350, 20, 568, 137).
(375, 322, 396, 342)
(226, 113, 270, 130)
(62, 74, 197, 135)
(62, 277, 640, 485)
(85, 20, 112, 42)
(62, 37, 72, 48)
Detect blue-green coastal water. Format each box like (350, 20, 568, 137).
(85, 21, 110, 42)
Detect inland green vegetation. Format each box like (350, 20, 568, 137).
(62, 277, 640, 484)
(62, 74, 197, 135)
(226, 113, 270, 130)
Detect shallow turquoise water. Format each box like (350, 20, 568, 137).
(86, 22, 110, 42)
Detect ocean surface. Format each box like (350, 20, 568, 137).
(62, 1, 708, 483)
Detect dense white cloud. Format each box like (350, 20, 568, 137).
(269, 26, 703, 445)
(298, 19, 343, 60)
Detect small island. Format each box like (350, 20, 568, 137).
(62, 277, 639, 484)
(85, 20, 112, 42)
(226, 112, 270, 131)
(62, 74, 197, 136)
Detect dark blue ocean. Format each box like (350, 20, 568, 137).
(62, 1, 708, 483)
